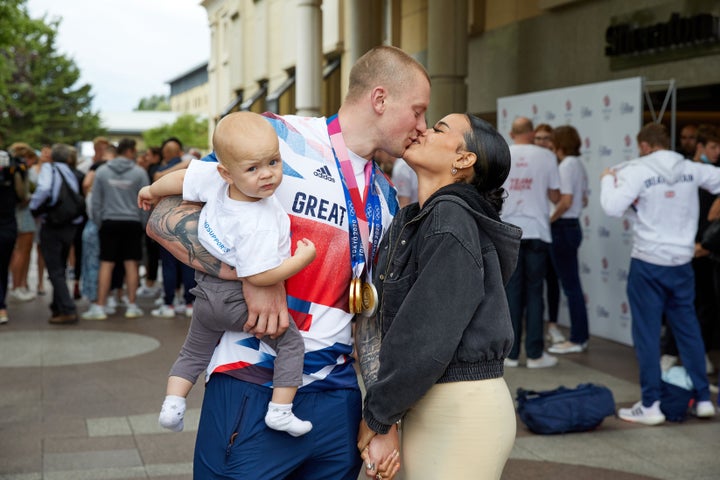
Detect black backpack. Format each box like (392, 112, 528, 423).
(37, 165, 86, 226)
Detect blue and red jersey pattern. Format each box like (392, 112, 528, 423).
(204, 114, 397, 392)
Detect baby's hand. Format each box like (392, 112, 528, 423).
(137, 186, 156, 210)
(295, 238, 316, 264)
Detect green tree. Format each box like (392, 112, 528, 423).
(143, 114, 209, 150)
(136, 94, 170, 111)
(0, 1, 104, 146)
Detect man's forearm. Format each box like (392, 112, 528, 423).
(355, 314, 382, 388)
(146, 195, 237, 280)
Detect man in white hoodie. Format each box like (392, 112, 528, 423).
(601, 123, 720, 425)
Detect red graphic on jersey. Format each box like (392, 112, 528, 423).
(510, 178, 533, 191)
(665, 191, 675, 198)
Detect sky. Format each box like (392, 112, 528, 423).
(26, 0, 211, 113)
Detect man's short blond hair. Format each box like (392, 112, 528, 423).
(344, 45, 430, 104)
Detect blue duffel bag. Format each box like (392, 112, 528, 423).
(516, 383, 616, 434)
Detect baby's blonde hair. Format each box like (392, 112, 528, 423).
(213, 112, 279, 167)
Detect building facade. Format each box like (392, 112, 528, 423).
(167, 62, 210, 115)
(200, 0, 720, 130)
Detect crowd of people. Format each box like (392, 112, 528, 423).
(1, 44, 719, 479)
(0, 135, 204, 326)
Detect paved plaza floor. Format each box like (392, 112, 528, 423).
(1, 279, 718, 480)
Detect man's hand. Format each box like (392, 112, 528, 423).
(600, 167, 616, 179)
(241, 281, 289, 339)
(360, 424, 400, 480)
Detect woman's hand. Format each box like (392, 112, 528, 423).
(360, 427, 400, 479)
(358, 421, 400, 479)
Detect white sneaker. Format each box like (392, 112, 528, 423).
(19, 287, 36, 301)
(125, 304, 144, 319)
(693, 400, 716, 419)
(81, 304, 108, 321)
(660, 354, 678, 372)
(105, 296, 118, 315)
(548, 341, 588, 354)
(618, 400, 665, 425)
(174, 303, 186, 316)
(546, 324, 565, 344)
(154, 295, 165, 306)
(184, 304, 193, 318)
(527, 352, 558, 369)
(9, 288, 34, 302)
(151, 304, 176, 318)
(504, 358, 519, 368)
(136, 285, 160, 298)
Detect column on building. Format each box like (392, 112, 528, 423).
(296, 0, 323, 116)
(342, 0, 384, 94)
(427, 0, 468, 123)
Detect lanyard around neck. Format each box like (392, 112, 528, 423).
(326, 114, 383, 280)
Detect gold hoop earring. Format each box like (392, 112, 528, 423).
(451, 168, 458, 175)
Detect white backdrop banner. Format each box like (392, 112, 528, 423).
(497, 77, 643, 346)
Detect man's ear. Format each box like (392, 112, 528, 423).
(638, 141, 651, 156)
(217, 163, 233, 185)
(370, 86, 388, 114)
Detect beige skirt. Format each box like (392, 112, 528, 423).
(399, 377, 516, 480)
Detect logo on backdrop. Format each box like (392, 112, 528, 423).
(596, 305, 610, 318)
(620, 102, 635, 114)
(546, 111, 557, 121)
(622, 132, 636, 160)
(581, 106, 593, 118)
(619, 301, 631, 328)
(617, 268, 628, 282)
(622, 218, 633, 245)
(599, 145, 613, 157)
(601, 256, 610, 282)
(602, 94, 613, 120)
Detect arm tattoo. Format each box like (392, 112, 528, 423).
(147, 195, 234, 278)
(355, 314, 383, 388)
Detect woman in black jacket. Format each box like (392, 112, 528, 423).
(357, 114, 521, 480)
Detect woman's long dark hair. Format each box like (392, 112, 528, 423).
(463, 114, 511, 214)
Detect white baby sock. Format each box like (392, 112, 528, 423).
(264, 402, 312, 437)
(158, 395, 186, 432)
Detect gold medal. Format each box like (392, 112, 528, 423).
(349, 277, 363, 314)
(360, 282, 378, 317)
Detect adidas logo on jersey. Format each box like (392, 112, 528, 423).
(313, 166, 335, 182)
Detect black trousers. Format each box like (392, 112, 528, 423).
(40, 223, 77, 315)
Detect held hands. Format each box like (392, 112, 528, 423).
(358, 420, 401, 480)
(137, 186, 158, 211)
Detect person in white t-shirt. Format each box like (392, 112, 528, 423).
(601, 122, 720, 425)
(534, 123, 565, 345)
(546, 126, 590, 355)
(138, 112, 317, 437)
(392, 157, 418, 207)
(501, 117, 560, 369)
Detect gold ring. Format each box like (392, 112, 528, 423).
(366, 462, 375, 471)
(375, 474, 383, 480)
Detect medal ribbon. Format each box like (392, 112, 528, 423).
(326, 114, 383, 281)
